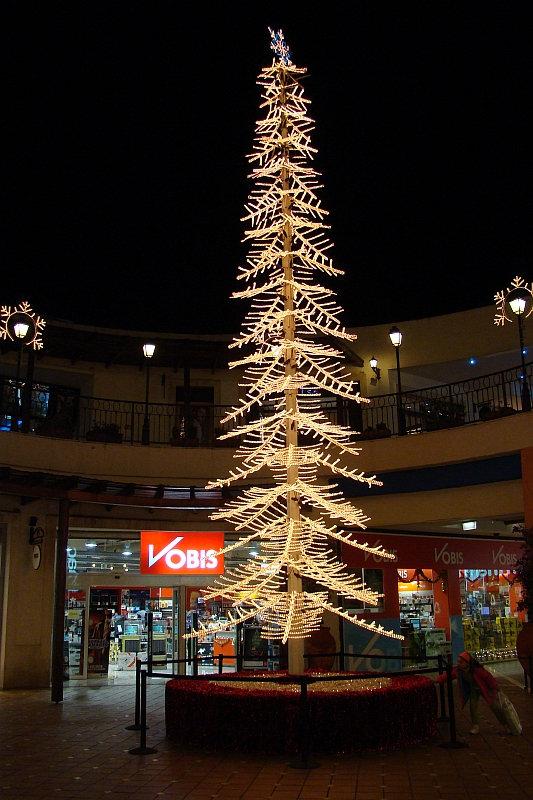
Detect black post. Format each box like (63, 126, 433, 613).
(10, 340, 24, 431)
(518, 315, 532, 411)
(288, 679, 320, 769)
(395, 346, 407, 435)
(128, 669, 157, 755)
(501, 371, 509, 409)
(192, 611, 198, 677)
(437, 654, 448, 721)
(236, 622, 243, 673)
(440, 663, 468, 749)
(147, 611, 153, 676)
(20, 347, 35, 433)
(125, 658, 143, 730)
(51, 499, 70, 703)
(218, 653, 224, 674)
(130, 402, 135, 444)
(141, 360, 151, 445)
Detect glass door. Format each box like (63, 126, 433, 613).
(65, 590, 88, 679)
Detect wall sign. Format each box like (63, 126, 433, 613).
(343, 533, 523, 570)
(140, 531, 225, 575)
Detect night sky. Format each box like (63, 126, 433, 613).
(4, 5, 531, 334)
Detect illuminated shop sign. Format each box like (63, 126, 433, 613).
(344, 534, 522, 570)
(140, 531, 225, 575)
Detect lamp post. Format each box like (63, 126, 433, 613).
(389, 326, 407, 435)
(11, 321, 30, 430)
(1, 303, 46, 432)
(141, 343, 155, 445)
(508, 289, 531, 412)
(494, 277, 533, 413)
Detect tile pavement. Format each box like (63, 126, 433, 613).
(1, 662, 532, 800)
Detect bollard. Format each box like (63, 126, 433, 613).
(125, 658, 143, 731)
(437, 655, 448, 722)
(129, 669, 158, 755)
(147, 612, 153, 677)
(236, 622, 243, 673)
(218, 653, 224, 674)
(288, 679, 320, 769)
(440, 663, 468, 749)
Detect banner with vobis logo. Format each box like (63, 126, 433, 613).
(343, 533, 522, 570)
(140, 531, 225, 575)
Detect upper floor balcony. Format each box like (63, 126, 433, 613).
(1, 359, 531, 447)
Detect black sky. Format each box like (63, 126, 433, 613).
(4, 4, 531, 334)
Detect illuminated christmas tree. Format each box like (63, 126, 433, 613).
(187, 30, 401, 673)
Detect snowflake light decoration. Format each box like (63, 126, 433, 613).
(0, 302, 46, 348)
(494, 276, 533, 326)
(185, 33, 401, 671)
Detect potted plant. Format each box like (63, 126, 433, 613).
(423, 397, 465, 431)
(170, 424, 198, 447)
(86, 423, 123, 444)
(356, 422, 392, 440)
(35, 412, 74, 439)
(478, 403, 517, 422)
(514, 526, 533, 677)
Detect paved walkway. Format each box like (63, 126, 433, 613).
(1, 662, 532, 800)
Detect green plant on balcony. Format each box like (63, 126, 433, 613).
(422, 397, 465, 431)
(35, 411, 74, 439)
(356, 422, 392, 440)
(85, 422, 123, 443)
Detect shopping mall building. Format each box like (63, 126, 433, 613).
(0, 303, 532, 692)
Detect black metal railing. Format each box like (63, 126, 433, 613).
(1, 359, 531, 445)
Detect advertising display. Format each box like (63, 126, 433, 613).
(344, 533, 522, 570)
(140, 531, 225, 575)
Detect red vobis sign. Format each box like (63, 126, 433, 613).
(343, 533, 523, 571)
(140, 531, 225, 575)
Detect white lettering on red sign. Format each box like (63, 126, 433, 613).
(492, 545, 517, 567)
(435, 543, 463, 565)
(147, 535, 219, 572)
(364, 539, 398, 563)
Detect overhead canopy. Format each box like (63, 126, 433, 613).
(0, 466, 234, 509)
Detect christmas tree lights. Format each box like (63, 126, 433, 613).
(186, 30, 401, 671)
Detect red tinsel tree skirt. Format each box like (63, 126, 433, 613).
(165, 672, 437, 755)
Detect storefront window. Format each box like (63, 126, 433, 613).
(460, 569, 521, 654)
(343, 568, 384, 613)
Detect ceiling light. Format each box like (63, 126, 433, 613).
(462, 521, 477, 531)
(85, 541, 98, 549)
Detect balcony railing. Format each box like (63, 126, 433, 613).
(0, 360, 531, 446)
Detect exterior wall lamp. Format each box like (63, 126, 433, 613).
(369, 356, 381, 380)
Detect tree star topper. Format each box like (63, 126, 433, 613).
(269, 28, 292, 66)
(185, 33, 401, 668)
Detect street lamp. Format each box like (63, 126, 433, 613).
(389, 326, 406, 435)
(0, 303, 46, 432)
(141, 343, 155, 445)
(11, 322, 30, 430)
(494, 277, 532, 413)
